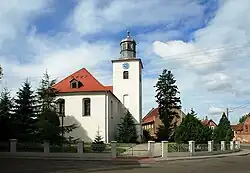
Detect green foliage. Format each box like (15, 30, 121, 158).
(213, 112, 233, 143)
(116, 110, 138, 143)
(91, 128, 106, 152)
(154, 69, 181, 141)
(13, 79, 38, 142)
(239, 114, 248, 124)
(35, 71, 77, 144)
(0, 88, 15, 141)
(174, 109, 213, 144)
(142, 129, 151, 142)
(0, 65, 2, 79)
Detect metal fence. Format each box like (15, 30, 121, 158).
(116, 143, 148, 157)
(168, 143, 189, 152)
(195, 144, 208, 152)
(16, 142, 44, 152)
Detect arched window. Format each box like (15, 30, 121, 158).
(123, 94, 129, 109)
(82, 98, 91, 116)
(57, 99, 65, 115)
(123, 71, 129, 79)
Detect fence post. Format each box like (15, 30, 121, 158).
(161, 141, 168, 158)
(235, 141, 240, 150)
(111, 141, 117, 158)
(221, 141, 225, 151)
(77, 141, 84, 155)
(188, 141, 195, 155)
(44, 141, 50, 153)
(148, 141, 155, 158)
(208, 141, 213, 152)
(9, 139, 17, 153)
(230, 141, 235, 151)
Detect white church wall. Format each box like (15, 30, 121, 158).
(56, 92, 106, 143)
(107, 92, 126, 142)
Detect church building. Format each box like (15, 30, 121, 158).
(54, 32, 143, 143)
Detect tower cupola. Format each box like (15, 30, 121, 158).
(120, 31, 136, 59)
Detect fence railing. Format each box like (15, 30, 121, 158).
(0, 139, 241, 159)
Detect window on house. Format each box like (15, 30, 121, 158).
(123, 71, 129, 79)
(57, 99, 65, 115)
(82, 98, 91, 116)
(71, 81, 77, 88)
(110, 100, 113, 119)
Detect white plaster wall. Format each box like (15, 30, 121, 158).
(57, 92, 107, 143)
(107, 93, 126, 142)
(112, 60, 143, 138)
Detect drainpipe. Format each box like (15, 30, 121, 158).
(104, 91, 108, 143)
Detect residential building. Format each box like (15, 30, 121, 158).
(232, 114, 250, 143)
(54, 31, 143, 143)
(142, 107, 185, 139)
(202, 116, 217, 129)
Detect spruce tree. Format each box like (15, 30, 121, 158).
(13, 79, 38, 142)
(116, 111, 138, 143)
(155, 69, 181, 141)
(174, 109, 213, 144)
(213, 112, 233, 143)
(35, 71, 77, 144)
(0, 88, 14, 141)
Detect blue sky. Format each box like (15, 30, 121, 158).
(1, 0, 250, 124)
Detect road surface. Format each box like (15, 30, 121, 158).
(1, 155, 250, 173)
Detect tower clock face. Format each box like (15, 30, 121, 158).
(122, 62, 130, 69)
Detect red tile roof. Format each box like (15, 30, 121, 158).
(54, 68, 112, 93)
(231, 124, 243, 131)
(202, 119, 217, 127)
(142, 108, 159, 124)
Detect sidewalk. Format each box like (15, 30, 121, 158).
(153, 149, 250, 162)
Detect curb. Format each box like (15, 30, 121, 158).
(154, 150, 250, 162)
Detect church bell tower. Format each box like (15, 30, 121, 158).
(112, 31, 143, 141)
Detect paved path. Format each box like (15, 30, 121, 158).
(2, 154, 250, 173)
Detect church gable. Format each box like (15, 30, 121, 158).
(54, 68, 111, 93)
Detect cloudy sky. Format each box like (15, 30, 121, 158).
(1, 0, 250, 124)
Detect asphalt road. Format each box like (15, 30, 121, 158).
(1, 155, 250, 173)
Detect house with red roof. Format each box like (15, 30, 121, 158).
(231, 114, 250, 143)
(54, 32, 143, 143)
(142, 107, 185, 139)
(201, 116, 217, 129)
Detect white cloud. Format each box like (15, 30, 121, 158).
(69, 0, 206, 35)
(151, 0, 250, 123)
(208, 106, 225, 115)
(1, 0, 250, 125)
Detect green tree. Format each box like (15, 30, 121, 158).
(213, 112, 233, 143)
(0, 65, 2, 79)
(174, 109, 213, 144)
(0, 88, 15, 141)
(154, 69, 181, 141)
(13, 79, 38, 141)
(143, 129, 151, 142)
(116, 110, 138, 143)
(239, 114, 248, 124)
(35, 71, 77, 144)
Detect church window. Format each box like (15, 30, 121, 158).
(82, 98, 91, 116)
(57, 99, 65, 115)
(123, 94, 129, 109)
(123, 71, 129, 79)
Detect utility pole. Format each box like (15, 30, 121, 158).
(226, 108, 229, 119)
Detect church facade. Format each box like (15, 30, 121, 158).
(53, 32, 143, 143)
